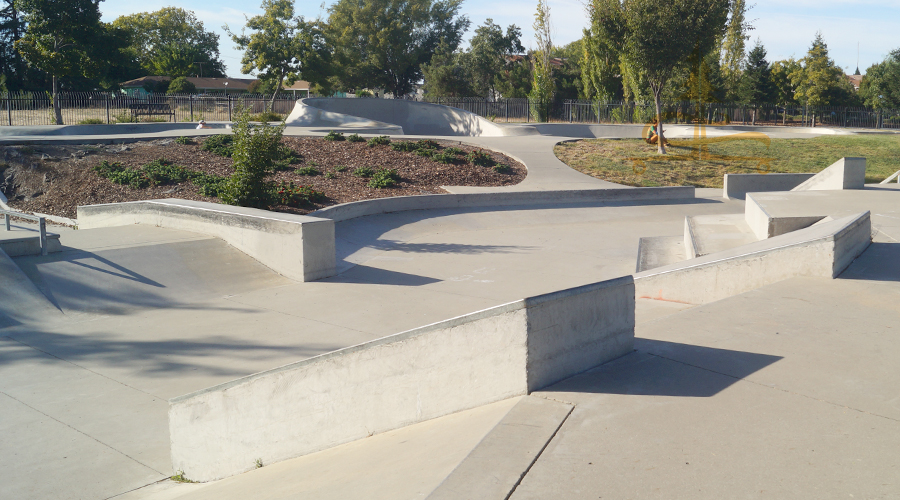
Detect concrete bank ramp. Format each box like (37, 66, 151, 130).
(286, 98, 505, 136)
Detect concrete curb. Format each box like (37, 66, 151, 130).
(311, 187, 696, 222)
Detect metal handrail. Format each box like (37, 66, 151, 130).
(1, 209, 47, 256)
(880, 169, 900, 184)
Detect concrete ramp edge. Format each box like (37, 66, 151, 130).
(311, 187, 696, 222)
(168, 276, 635, 482)
(76, 199, 336, 282)
(634, 211, 871, 305)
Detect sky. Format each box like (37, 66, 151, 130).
(99, 0, 900, 78)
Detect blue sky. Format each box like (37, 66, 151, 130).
(100, 0, 900, 78)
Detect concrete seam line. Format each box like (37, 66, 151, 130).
(503, 402, 575, 500)
(0, 390, 168, 476)
(169, 299, 527, 403)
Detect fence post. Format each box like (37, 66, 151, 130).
(6, 93, 11, 126)
(505, 100, 509, 122)
(228, 95, 232, 121)
(105, 94, 110, 124)
(190, 95, 194, 121)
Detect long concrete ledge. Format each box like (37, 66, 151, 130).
(77, 199, 335, 282)
(723, 173, 815, 200)
(311, 187, 696, 222)
(168, 276, 635, 482)
(634, 212, 871, 305)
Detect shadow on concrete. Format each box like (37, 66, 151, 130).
(368, 240, 537, 255)
(837, 242, 900, 282)
(332, 264, 441, 287)
(542, 340, 782, 398)
(1, 327, 342, 380)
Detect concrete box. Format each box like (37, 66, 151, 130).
(723, 173, 815, 200)
(77, 199, 335, 282)
(168, 276, 635, 482)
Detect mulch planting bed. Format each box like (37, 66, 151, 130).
(1, 135, 526, 220)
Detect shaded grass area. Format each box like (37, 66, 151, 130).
(555, 134, 900, 188)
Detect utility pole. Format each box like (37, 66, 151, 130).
(194, 62, 205, 78)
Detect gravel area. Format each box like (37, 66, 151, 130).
(0, 136, 526, 220)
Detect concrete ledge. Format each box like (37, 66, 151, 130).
(723, 173, 815, 200)
(0, 233, 61, 257)
(634, 212, 871, 305)
(311, 187, 696, 222)
(791, 157, 866, 191)
(76, 199, 335, 282)
(168, 276, 634, 482)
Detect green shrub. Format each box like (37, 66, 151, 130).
(492, 164, 512, 174)
(324, 171, 336, 179)
(78, 118, 103, 125)
(114, 112, 138, 123)
(352, 166, 375, 177)
(191, 172, 229, 197)
(391, 141, 419, 152)
(167, 76, 197, 94)
(295, 166, 320, 176)
(416, 139, 439, 149)
(467, 149, 496, 167)
(444, 147, 465, 156)
(272, 181, 326, 208)
(431, 151, 461, 164)
(142, 159, 193, 185)
(273, 145, 302, 170)
(250, 111, 285, 123)
(347, 134, 365, 143)
(175, 136, 194, 145)
(93, 161, 148, 188)
(324, 130, 345, 141)
(367, 168, 400, 188)
(367, 136, 390, 147)
(334, 165, 347, 172)
(219, 106, 285, 209)
(201, 134, 234, 157)
(416, 149, 434, 158)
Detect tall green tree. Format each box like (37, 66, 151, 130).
(421, 42, 475, 96)
(530, 0, 554, 121)
(790, 32, 857, 108)
(467, 19, 525, 98)
(859, 50, 900, 109)
(739, 40, 773, 123)
(0, 0, 41, 91)
(719, 0, 749, 100)
(326, 0, 469, 97)
(594, 0, 730, 153)
(16, 0, 112, 123)
(581, 0, 624, 101)
(113, 7, 226, 78)
(228, 0, 331, 106)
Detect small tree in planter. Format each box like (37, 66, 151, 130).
(220, 106, 284, 209)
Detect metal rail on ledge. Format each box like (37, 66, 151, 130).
(1, 209, 47, 256)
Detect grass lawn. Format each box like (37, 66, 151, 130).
(554, 133, 900, 188)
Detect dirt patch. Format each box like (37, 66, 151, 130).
(0, 136, 526, 220)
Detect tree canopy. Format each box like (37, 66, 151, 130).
(113, 7, 226, 78)
(326, 0, 469, 97)
(228, 0, 331, 104)
(859, 50, 900, 109)
(739, 40, 773, 105)
(789, 33, 858, 107)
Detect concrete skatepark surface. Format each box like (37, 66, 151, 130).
(1, 99, 899, 499)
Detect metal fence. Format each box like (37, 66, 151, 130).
(421, 96, 900, 130)
(0, 92, 298, 126)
